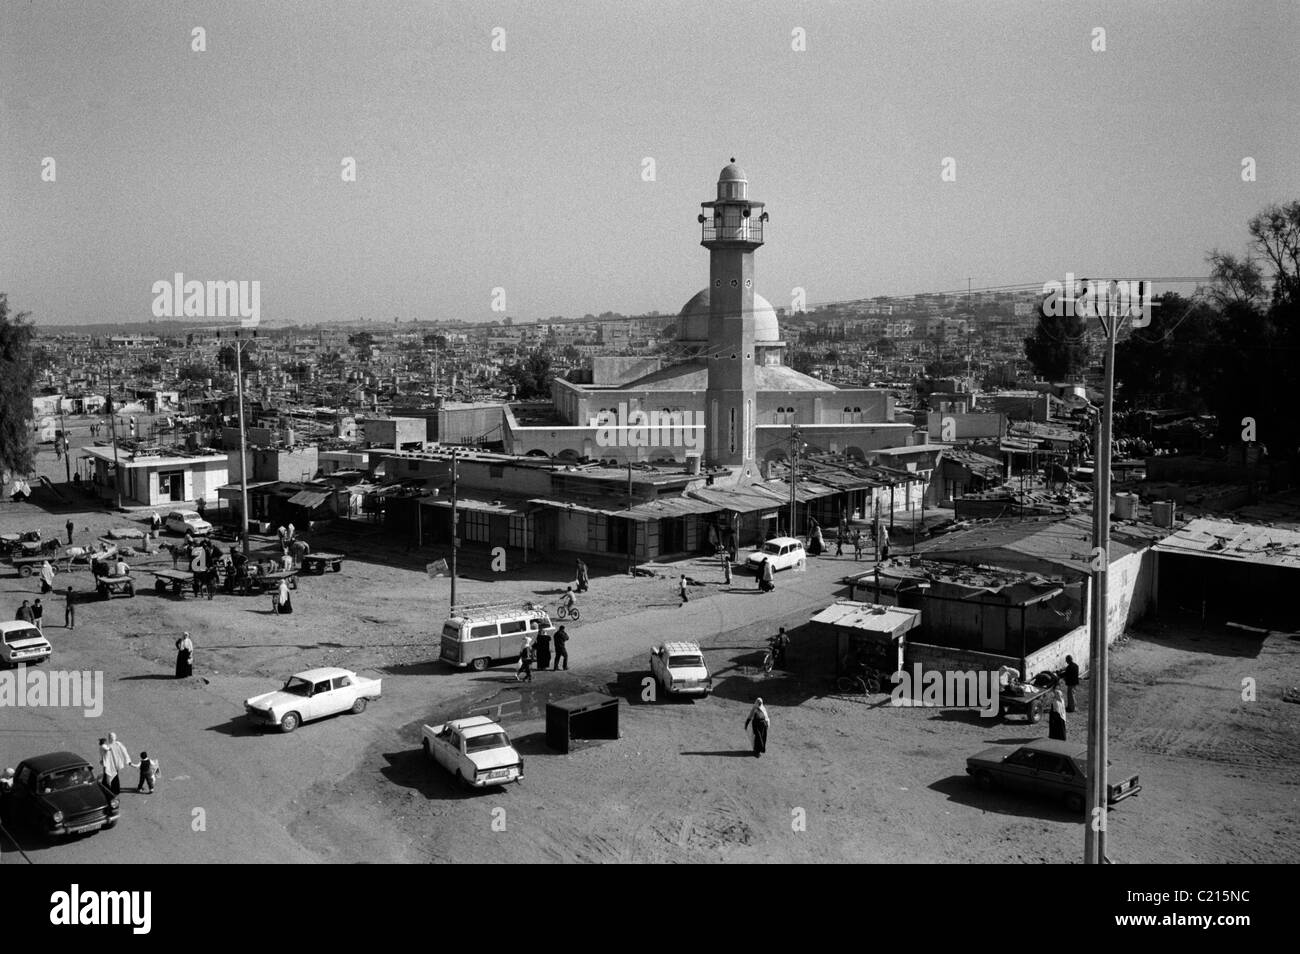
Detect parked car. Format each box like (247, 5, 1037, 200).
(439, 604, 555, 671)
(0, 752, 120, 838)
(649, 641, 712, 697)
(164, 510, 212, 536)
(421, 716, 524, 788)
(745, 536, 807, 573)
(965, 738, 1141, 813)
(243, 667, 382, 733)
(0, 620, 53, 667)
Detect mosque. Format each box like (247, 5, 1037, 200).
(504, 161, 916, 472)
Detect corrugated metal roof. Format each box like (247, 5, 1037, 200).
(810, 600, 921, 636)
(1152, 518, 1300, 569)
(287, 490, 331, 508)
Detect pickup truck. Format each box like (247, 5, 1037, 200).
(244, 667, 381, 733)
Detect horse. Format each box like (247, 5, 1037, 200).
(63, 546, 93, 571)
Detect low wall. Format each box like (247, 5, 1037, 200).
(906, 642, 1017, 674)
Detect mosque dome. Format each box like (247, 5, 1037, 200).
(675, 288, 781, 344)
(718, 161, 747, 183)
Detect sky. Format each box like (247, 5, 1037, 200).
(2, 0, 1297, 326)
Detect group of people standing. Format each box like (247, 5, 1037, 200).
(515, 625, 570, 681)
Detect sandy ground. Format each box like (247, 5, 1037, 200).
(1, 416, 1297, 863)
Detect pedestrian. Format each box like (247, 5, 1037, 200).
(99, 738, 119, 794)
(772, 627, 790, 668)
(760, 557, 774, 593)
(276, 578, 294, 615)
(723, 558, 732, 586)
(853, 531, 864, 561)
(277, 526, 288, 549)
(196, 497, 206, 519)
(151, 512, 162, 534)
(108, 731, 131, 778)
(575, 559, 589, 593)
(64, 586, 75, 630)
(40, 559, 55, 594)
(32, 599, 44, 635)
(1048, 686, 1068, 741)
(175, 632, 194, 678)
(287, 523, 295, 542)
(679, 573, 689, 605)
(130, 752, 159, 793)
(535, 628, 552, 670)
(552, 625, 569, 670)
(744, 697, 770, 758)
(66, 518, 75, 545)
(515, 637, 534, 682)
(880, 537, 891, 561)
(835, 530, 844, 556)
(15, 600, 33, 623)
(1061, 655, 1080, 713)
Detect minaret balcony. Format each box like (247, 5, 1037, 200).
(701, 218, 765, 245)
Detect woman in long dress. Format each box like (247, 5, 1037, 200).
(175, 632, 194, 678)
(744, 698, 770, 757)
(277, 578, 293, 615)
(1048, 686, 1068, 741)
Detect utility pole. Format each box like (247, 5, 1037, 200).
(234, 334, 251, 556)
(626, 461, 634, 576)
(449, 450, 459, 611)
(59, 407, 71, 485)
(788, 426, 801, 536)
(108, 363, 122, 510)
(1085, 289, 1118, 865)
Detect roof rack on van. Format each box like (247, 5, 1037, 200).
(450, 600, 544, 619)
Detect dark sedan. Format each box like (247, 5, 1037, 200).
(1, 752, 120, 838)
(966, 738, 1141, 814)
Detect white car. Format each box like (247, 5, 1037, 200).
(745, 536, 807, 572)
(244, 667, 382, 733)
(164, 510, 213, 536)
(649, 641, 712, 697)
(0, 621, 52, 668)
(422, 716, 524, 788)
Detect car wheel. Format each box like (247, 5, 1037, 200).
(19, 566, 33, 577)
(280, 712, 300, 733)
(470, 657, 488, 672)
(1065, 792, 1085, 813)
(974, 770, 995, 791)
(864, 672, 882, 694)
(350, 697, 367, 714)
(1027, 701, 1043, 724)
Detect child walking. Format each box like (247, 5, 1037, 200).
(131, 751, 159, 793)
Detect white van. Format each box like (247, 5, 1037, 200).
(440, 605, 556, 671)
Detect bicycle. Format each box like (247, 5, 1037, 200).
(554, 603, 581, 621)
(835, 656, 883, 694)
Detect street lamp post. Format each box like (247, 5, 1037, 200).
(233, 333, 251, 556)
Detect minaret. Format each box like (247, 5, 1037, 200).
(699, 159, 768, 477)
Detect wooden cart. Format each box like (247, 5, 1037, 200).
(150, 568, 195, 596)
(301, 552, 345, 575)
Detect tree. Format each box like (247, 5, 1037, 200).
(0, 293, 38, 480)
(348, 331, 374, 360)
(501, 351, 555, 400)
(177, 363, 213, 382)
(1248, 200, 1300, 305)
(218, 344, 257, 372)
(1205, 250, 1265, 308)
(1023, 296, 1087, 381)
